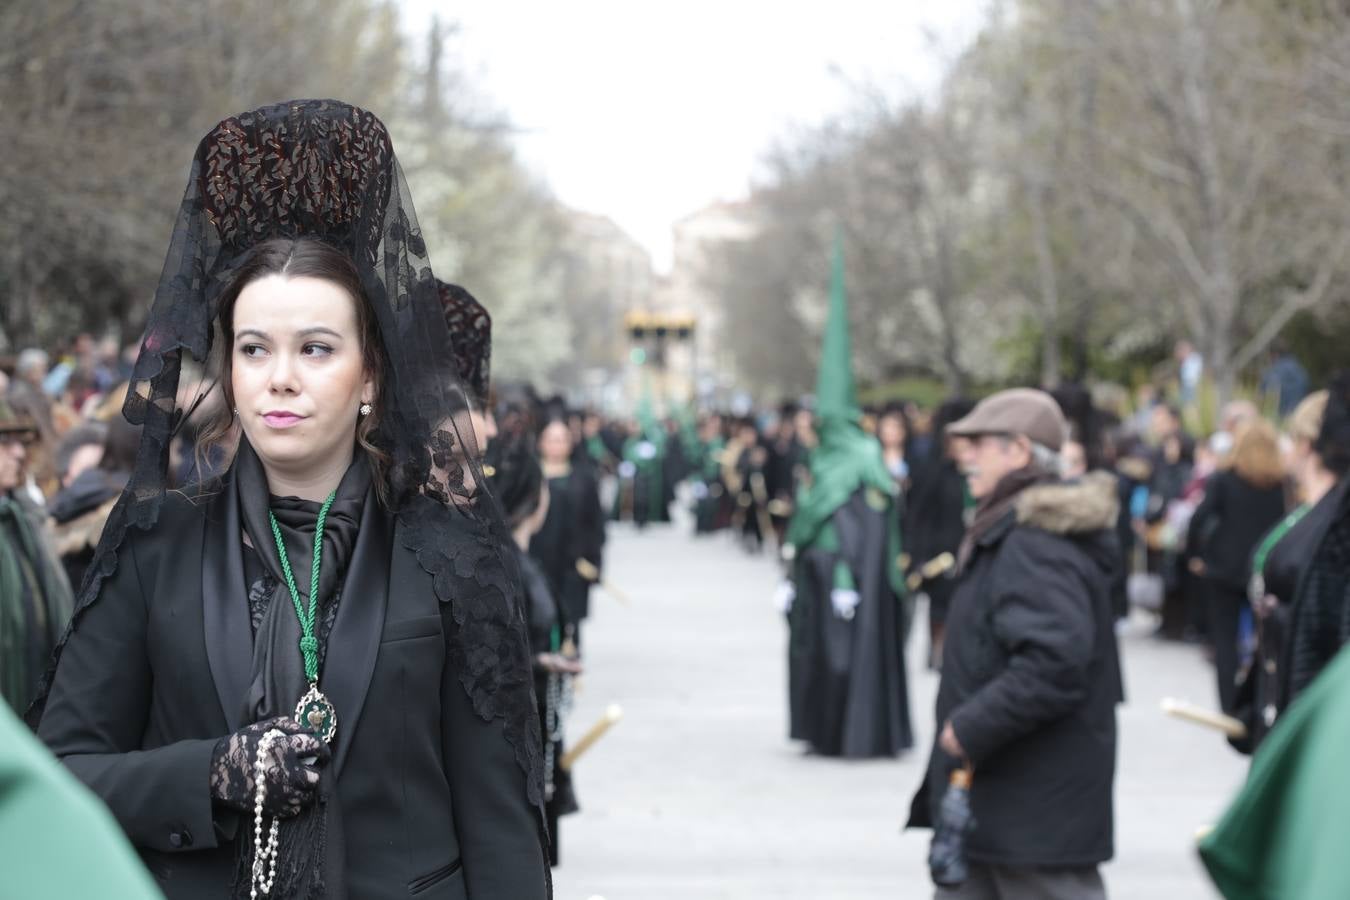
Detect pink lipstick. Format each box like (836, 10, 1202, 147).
(262, 412, 305, 429)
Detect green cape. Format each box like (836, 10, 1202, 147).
(1200, 642, 1350, 899)
(1, 703, 162, 897)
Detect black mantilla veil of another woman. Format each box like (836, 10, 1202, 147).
(26, 98, 547, 842)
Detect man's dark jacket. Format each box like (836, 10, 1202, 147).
(909, 471, 1124, 867)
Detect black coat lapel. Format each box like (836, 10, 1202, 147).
(324, 489, 391, 776)
(202, 484, 254, 731)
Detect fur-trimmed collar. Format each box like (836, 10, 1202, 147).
(1015, 471, 1120, 535)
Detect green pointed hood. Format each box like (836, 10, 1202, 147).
(787, 235, 898, 567)
(635, 373, 665, 448)
(816, 232, 860, 427)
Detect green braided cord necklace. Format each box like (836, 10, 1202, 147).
(267, 488, 339, 744)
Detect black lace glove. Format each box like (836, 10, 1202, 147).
(210, 717, 330, 818)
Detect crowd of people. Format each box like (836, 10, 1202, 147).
(531, 317, 1349, 897)
(582, 363, 1349, 739)
(2, 98, 1349, 900)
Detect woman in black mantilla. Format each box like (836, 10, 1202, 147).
(1231, 387, 1348, 753)
(487, 437, 582, 867)
(530, 415, 605, 650)
(31, 101, 550, 900)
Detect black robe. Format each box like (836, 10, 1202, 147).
(529, 468, 605, 636)
(903, 457, 968, 629)
(788, 489, 913, 758)
(514, 547, 578, 867)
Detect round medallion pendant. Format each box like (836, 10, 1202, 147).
(295, 685, 338, 745)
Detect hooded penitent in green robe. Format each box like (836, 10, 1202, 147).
(1200, 641, 1350, 900)
(615, 381, 669, 524)
(784, 234, 912, 758)
(0, 702, 162, 898)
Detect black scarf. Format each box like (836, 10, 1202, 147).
(233, 439, 370, 900)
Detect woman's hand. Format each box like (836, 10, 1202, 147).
(939, 720, 966, 760)
(209, 717, 330, 818)
(535, 653, 584, 675)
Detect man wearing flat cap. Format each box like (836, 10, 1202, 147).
(908, 388, 1124, 899)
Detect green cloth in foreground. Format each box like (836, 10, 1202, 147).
(0, 702, 162, 898)
(1199, 642, 1350, 900)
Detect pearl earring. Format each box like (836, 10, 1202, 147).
(359, 403, 372, 417)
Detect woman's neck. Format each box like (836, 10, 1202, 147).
(1302, 464, 1338, 507)
(261, 446, 354, 502)
(542, 459, 571, 479)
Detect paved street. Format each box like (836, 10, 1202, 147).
(552, 517, 1248, 900)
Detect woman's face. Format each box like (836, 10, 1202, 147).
(539, 421, 572, 465)
(878, 414, 906, 451)
(231, 275, 373, 482)
(1163, 435, 1182, 465)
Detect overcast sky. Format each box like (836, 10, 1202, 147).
(397, 1, 987, 271)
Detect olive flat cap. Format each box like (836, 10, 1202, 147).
(946, 388, 1068, 452)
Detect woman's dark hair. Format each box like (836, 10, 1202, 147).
(1050, 382, 1105, 470)
(1315, 370, 1350, 478)
(193, 237, 390, 497)
(54, 423, 107, 481)
(487, 436, 544, 529)
(929, 397, 977, 462)
(878, 402, 913, 453)
(98, 415, 142, 475)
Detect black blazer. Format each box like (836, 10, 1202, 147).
(37, 488, 548, 899)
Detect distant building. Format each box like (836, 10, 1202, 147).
(558, 209, 655, 410)
(661, 201, 759, 408)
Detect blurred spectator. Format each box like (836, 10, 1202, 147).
(905, 398, 976, 669)
(91, 337, 124, 393)
(1052, 382, 1106, 470)
(1260, 344, 1311, 418)
(8, 349, 54, 444)
(1228, 390, 1346, 753)
(52, 423, 108, 489)
(1149, 403, 1185, 449)
(1062, 440, 1089, 480)
(40, 339, 75, 398)
(1176, 340, 1204, 409)
(1220, 400, 1261, 438)
(49, 416, 139, 588)
(1130, 383, 1160, 437)
(1284, 372, 1350, 704)
(878, 403, 913, 492)
(1187, 420, 1287, 713)
(0, 397, 74, 714)
(1141, 428, 1195, 640)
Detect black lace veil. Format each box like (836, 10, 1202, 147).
(438, 280, 492, 408)
(27, 100, 545, 823)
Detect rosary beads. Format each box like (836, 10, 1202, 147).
(251, 729, 284, 899)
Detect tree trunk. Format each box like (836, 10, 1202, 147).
(1029, 184, 1061, 389)
(1206, 297, 1237, 413)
